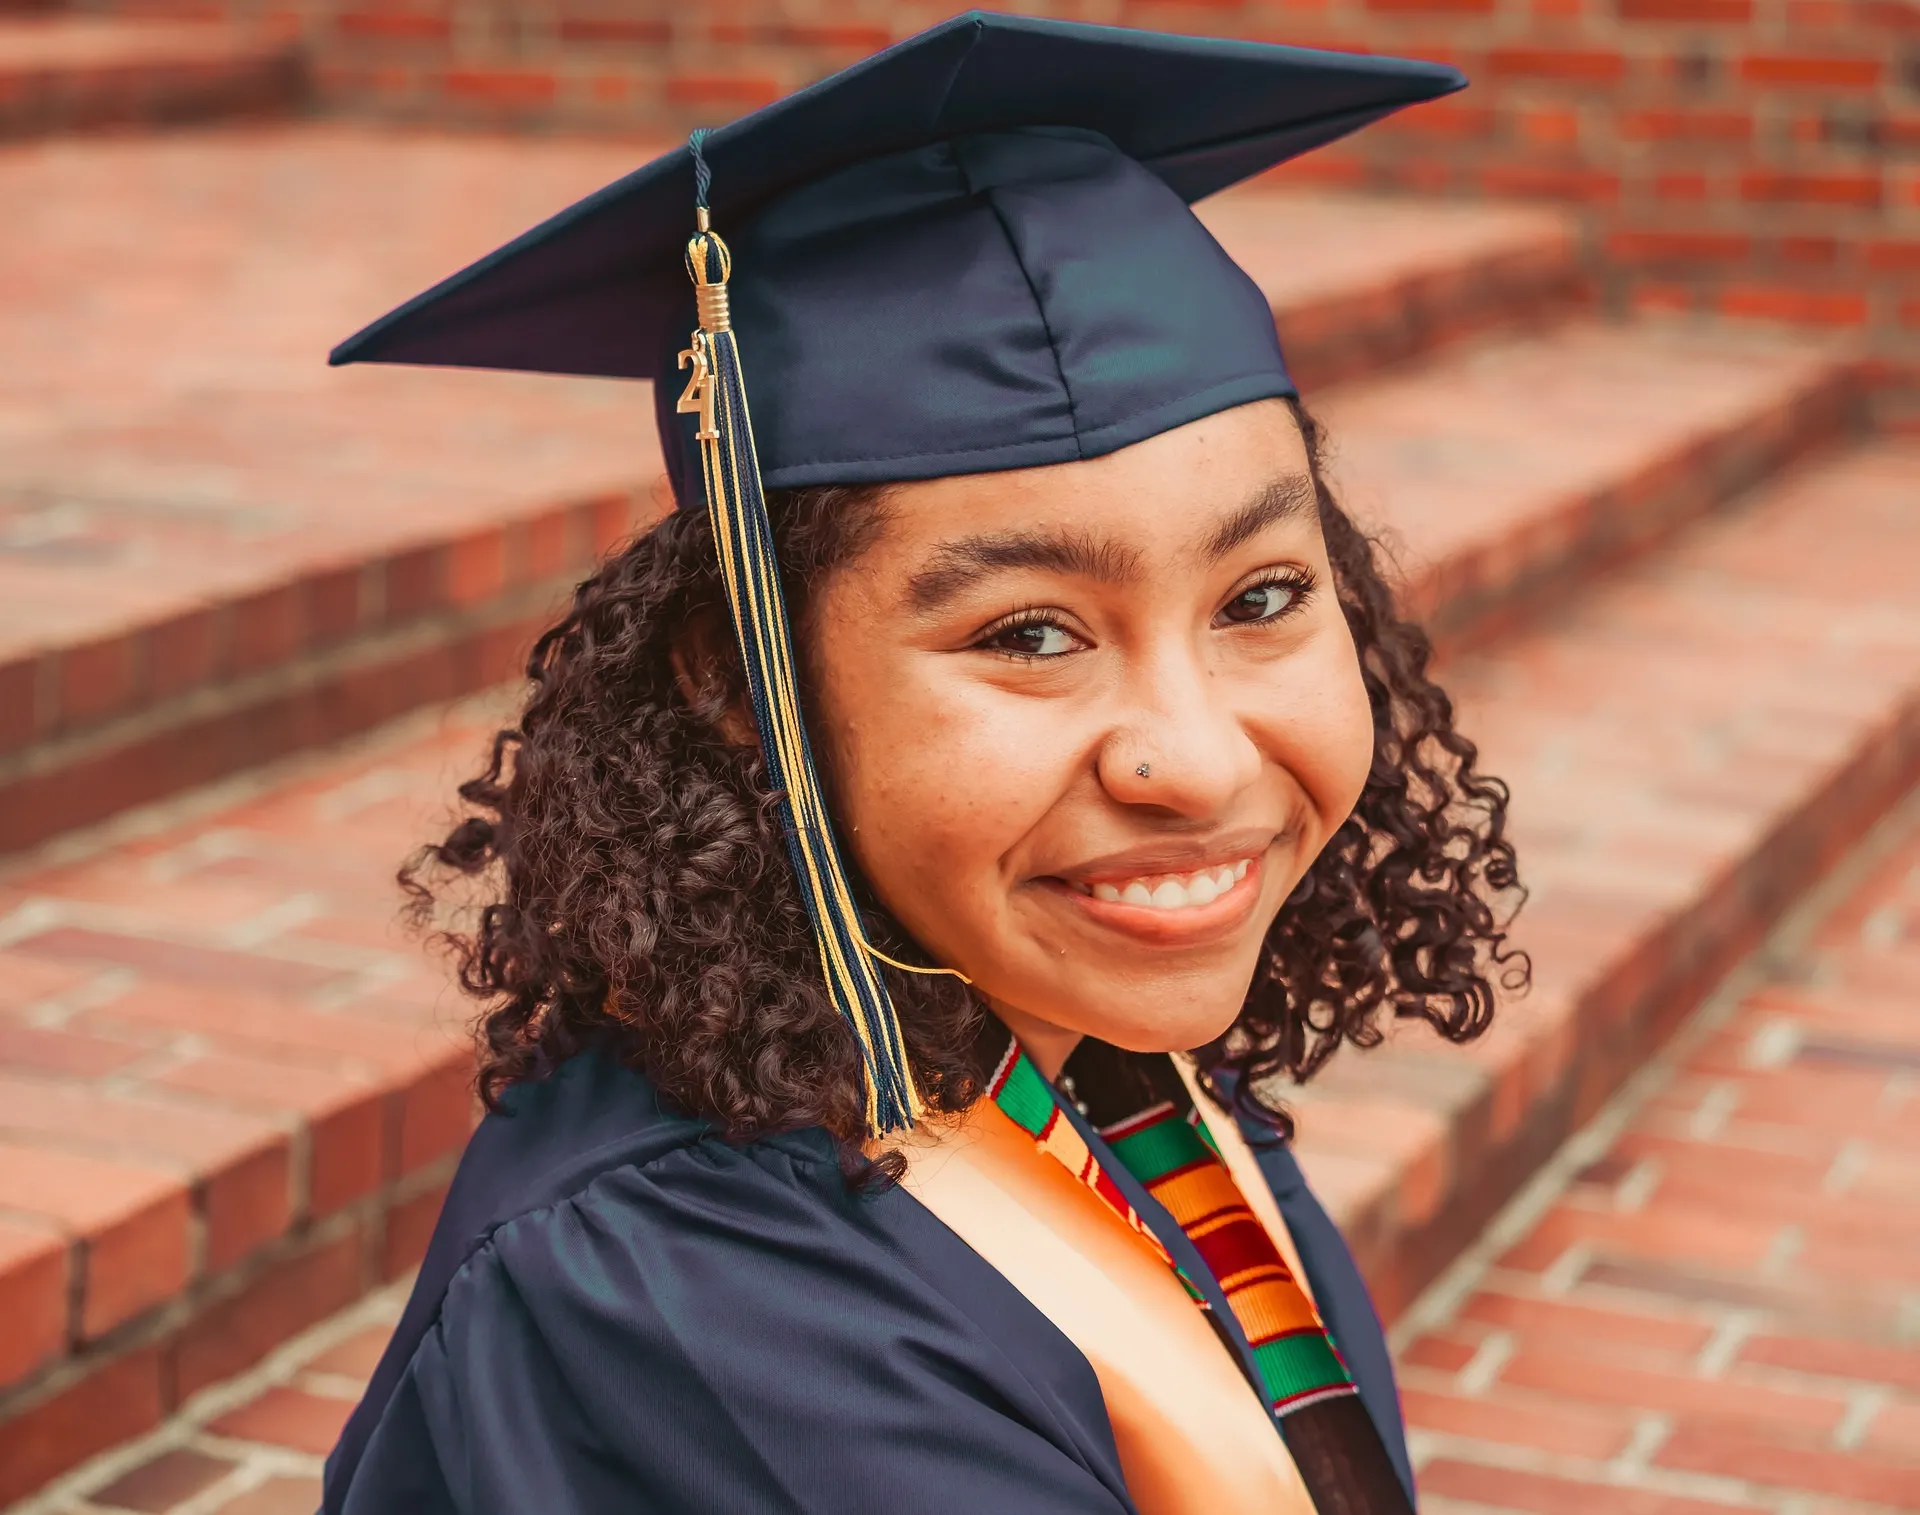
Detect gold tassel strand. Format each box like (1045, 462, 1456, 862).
(675, 155, 964, 1134)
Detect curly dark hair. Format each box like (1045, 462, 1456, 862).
(403, 395, 1527, 1148)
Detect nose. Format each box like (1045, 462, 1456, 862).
(1098, 643, 1263, 817)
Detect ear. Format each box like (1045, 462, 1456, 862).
(670, 611, 760, 748)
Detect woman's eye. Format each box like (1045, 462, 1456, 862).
(982, 620, 1080, 658)
(1218, 579, 1305, 626)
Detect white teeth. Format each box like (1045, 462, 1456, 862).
(1079, 860, 1255, 912)
(1150, 879, 1190, 909)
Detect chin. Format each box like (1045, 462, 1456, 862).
(1066, 995, 1246, 1056)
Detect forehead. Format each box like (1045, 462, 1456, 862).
(872, 397, 1311, 553)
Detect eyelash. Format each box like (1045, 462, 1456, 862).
(974, 603, 1061, 662)
(971, 568, 1318, 660)
(1220, 567, 1317, 626)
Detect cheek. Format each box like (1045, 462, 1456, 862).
(1252, 626, 1375, 837)
(808, 636, 1071, 944)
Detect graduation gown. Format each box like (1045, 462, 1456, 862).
(322, 1050, 1412, 1514)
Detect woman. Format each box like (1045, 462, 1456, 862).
(322, 14, 1524, 1514)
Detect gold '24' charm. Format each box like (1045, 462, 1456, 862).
(676, 333, 718, 442)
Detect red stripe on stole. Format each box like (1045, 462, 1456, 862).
(1186, 1214, 1287, 1286)
(1158, 1198, 1243, 1235)
(1097, 1100, 1179, 1143)
(986, 1041, 1021, 1099)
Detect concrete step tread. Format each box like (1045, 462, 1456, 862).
(1284, 437, 1920, 1316)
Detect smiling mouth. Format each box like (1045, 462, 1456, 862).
(1066, 860, 1251, 912)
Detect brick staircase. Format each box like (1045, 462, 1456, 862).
(13, 795, 1919, 1515)
(4, 118, 1920, 1510)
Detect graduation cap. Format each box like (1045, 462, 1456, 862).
(332, 12, 1464, 1135)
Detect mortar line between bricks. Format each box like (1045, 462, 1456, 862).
(4, 1277, 412, 1515)
(1609, 1413, 1673, 1477)
(1693, 1310, 1759, 1376)
(1389, 778, 1920, 1358)
(65, 1439, 309, 1515)
(1831, 1386, 1889, 1453)
(1408, 1427, 1910, 1515)
(0, 1205, 377, 1424)
(12, 967, 137, 1029)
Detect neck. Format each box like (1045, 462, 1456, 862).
(989, 1001, 1084, 1081)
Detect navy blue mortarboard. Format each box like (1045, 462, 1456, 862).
(331, 11, 1462, 499)
(331, 12, 1463, 1136)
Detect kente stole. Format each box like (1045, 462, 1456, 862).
(987, 1039, 1352, 1413)
(987, 1033, 1415, 1515)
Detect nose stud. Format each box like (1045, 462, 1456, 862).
(1135, 763, 1151, 778)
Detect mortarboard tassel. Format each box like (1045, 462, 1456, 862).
(675, 130, 965, 1136)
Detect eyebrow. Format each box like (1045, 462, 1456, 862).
(1200, 472, 1318, 561)
(904, 470, 1318, 614)
(906, 529, 1144, 611)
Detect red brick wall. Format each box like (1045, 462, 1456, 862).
(78, 0, 1920, 368)
(1255, 0, 1918, 362)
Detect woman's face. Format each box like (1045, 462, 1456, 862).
(806, 399, 1374, 1066)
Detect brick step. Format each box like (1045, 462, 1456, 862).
(2, 436, 1915, 1506)
(1199, 191, 1583, 391)
(1283, 437, 1920, 1324)
(0, 122, 666, 860)
(0, 702, 506, 1506)
(17, 792, 1920, 1515)
(0, 368, 1904, 1497)
(1320, 316, 1861, 643)
(0, 120, 1585, 857)
(1388, 787, 1920, 1513)
(0, 16, 305, 137)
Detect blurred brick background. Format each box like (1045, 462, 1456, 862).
(10, 0, 1919, 387)
(3, 1, 1918, 1510)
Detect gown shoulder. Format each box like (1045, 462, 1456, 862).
(324, 1051, 1136, 1515)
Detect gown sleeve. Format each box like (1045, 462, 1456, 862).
(341, 1131, 1136, 1515)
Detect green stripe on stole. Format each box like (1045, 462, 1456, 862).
(1107, 1112, 1211, 1182)
(994, 1051, 1060, 1138)
(1253, 1331, 1351, 1406)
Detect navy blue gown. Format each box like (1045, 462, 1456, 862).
(322, 1051, 1412, 1514)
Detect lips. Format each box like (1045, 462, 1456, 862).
(1067, 860, 1251, 912)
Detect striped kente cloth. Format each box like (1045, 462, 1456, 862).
(1099, 1096, 1354, 1416)
(987, 1038, 1355, 1417)
(985, 1037, 1178, 1273)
